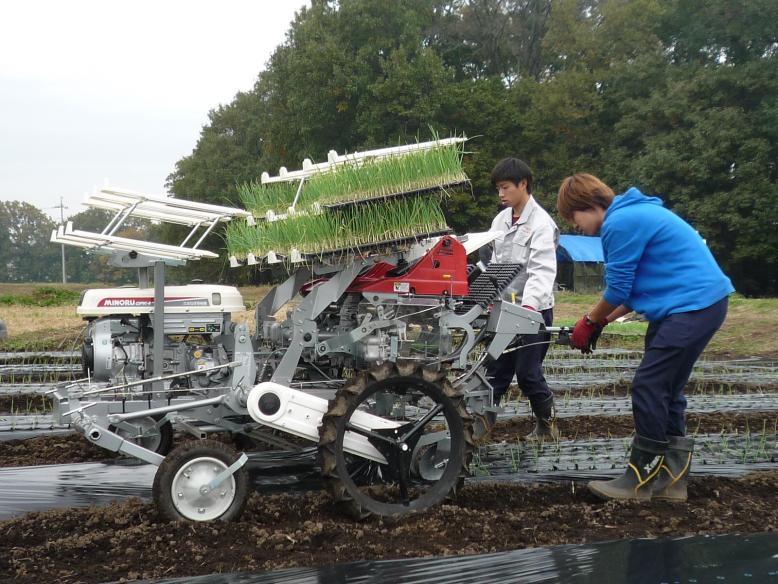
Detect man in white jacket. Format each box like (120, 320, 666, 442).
(486, 158, 560, 440)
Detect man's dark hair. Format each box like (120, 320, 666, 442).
(490, 158, 533, 193)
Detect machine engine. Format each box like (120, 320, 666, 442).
(79, 285, 244, 388)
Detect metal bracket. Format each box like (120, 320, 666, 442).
(203, 453, 249, 493)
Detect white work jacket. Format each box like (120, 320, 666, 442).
(488, 196, 559, 310)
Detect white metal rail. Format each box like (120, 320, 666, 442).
(260, 137, 467, 184)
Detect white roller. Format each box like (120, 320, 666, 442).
(247, 382, 401, 464)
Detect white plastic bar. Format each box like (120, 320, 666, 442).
(99, 187, 252, 218)
(55, 225, 187, 259)
(65, 231, 218, 259)
(106, 201, 140, 235)
(100, 207, 126, 235)
(290, 177, 305, 211)
(261, 137, 467, 184)
(63, 222, 218, 259)
(56, 184, 257, 266)
(51, 229, 97, 249)
(191, 217, 221, 249)
(179, 222, 203, 247)
(87, 198, 220, 226)
(87, 195, 239, 226)
(54, 229, 195, 260)
(83, 187, 252, 229)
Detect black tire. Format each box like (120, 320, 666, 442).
(318, 363, 473, 519)
(109, 415, 174, 455)
(153, 439, 249, 522)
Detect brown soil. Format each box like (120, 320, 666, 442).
(489, 412, 778, 443)
(0, 394, 53, 414)
(0, 431, 250, 468)
(0, 433, 119, 467)
(1, 471, 777, 583)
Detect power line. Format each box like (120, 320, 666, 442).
(50, 196, 68, 284)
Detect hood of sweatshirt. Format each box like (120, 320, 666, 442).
(605, 187, 663, 219)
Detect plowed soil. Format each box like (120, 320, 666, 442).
(1, 471, 777, 583)
(2, 382, 777, 583)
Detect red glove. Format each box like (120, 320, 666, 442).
(571, 315, 608, 353)
(522, 305, 537, 312)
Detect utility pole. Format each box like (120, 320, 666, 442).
(51, 197, 68, 283)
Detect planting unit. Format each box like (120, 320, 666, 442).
(47, 138, 571, 521)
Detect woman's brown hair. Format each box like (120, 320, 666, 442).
(556, 173, 615, 222)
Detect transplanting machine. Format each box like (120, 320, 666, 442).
(50, 139, 568, 521)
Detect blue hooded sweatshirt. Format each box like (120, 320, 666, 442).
(601, 187, 734, 322)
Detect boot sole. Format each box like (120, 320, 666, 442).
(589, 482, 651, 502)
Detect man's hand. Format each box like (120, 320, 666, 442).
(571, 315, 608, 354)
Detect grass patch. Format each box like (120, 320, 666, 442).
(553, 293, 778, 357)
(0, 305, 85, 351)
(0, 286, 81, 307)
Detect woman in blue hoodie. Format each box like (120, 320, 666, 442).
(557, 173, 734, 502)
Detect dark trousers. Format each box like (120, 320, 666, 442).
(631, 297, 729, 441)
(486, 307, 554, 409)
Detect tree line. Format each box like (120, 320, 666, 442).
(0, 203, 146, 285)
(4, 0, 777, 293)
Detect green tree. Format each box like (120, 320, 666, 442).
(0, 202, 60, 282)
(431, 0, 552, 84)
(660, 0, 778, 66)
(602, 60, 778, 295)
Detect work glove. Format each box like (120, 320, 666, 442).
(571, 315, 608, 354)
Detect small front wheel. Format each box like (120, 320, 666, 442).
(109, 415, 173, 455)
(153, 439, 249, 522)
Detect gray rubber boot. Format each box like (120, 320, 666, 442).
(524, 396, 560, 441)
(651, 435, 694, 502)
(588, 435, 668, 501)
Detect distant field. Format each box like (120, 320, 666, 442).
(0, 284, 775, 358)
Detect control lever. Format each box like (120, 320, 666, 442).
(545, 326, 572, 346)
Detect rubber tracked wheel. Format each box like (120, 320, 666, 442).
(153, 439, 249, 522)
(109, 415, 173, 455)
(318, 363, 474, 519)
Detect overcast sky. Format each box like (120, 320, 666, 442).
(0, 0, 307, 221)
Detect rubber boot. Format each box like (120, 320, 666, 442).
(524, 396, 559, 441)
(588, 435, 668, 501)
(651, 435, 694, 502)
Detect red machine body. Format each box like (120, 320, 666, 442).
(347, 235, 469, 296)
